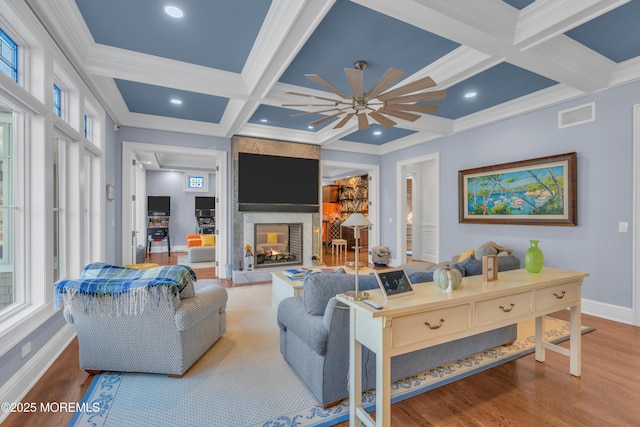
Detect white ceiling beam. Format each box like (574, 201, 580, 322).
(514, 0, 630, 50)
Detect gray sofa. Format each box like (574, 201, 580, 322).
(63, 279, 228, 376)
(277, 258, 520, 406)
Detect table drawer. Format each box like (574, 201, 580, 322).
(476, 291, 533, 327)
(392, 304, 470, 349)
(536, 282, 579, 311)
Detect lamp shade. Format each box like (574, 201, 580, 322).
(341, 213, 372, 228)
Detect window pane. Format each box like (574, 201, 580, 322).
(0, 104, 15, 313)
(53, 84, 61, 117)
(0, 28, 18, 82)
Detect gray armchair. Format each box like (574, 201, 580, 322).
(63, 280, 228, 377)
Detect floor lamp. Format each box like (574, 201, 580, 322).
(341, 213, 372, 301)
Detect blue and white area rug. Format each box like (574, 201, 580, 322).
(70, 284, 592, 427)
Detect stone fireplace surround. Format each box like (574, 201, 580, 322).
(232, 136, 321, 283)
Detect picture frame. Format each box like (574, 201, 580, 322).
(482, 255, 498, 282)
(458, 152, 577, 226)
(184, 171, 209, 192)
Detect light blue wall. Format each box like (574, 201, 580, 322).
(380, 80, 639, 309)
(146, 171, 217, 249)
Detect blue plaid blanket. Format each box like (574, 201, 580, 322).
(54, 262, 197, 314)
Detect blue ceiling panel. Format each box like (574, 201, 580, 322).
(565, 1, 640, 63)
(248, 105, 337, 132)
(114, 79, 229, 123)
(75, 0, 271, 73)
(502, 0, 535, 10)
(341, 124, 416, 145)
(279, 1, 460, 96)
(433, 62, 558, 119)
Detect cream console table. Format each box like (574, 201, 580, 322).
(336, 267, 588, 427)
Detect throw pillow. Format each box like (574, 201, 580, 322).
(267, 232, 279, 243)
(458, 249, 475, 262)
(201, 234, 215, 246)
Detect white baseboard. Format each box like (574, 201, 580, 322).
(0, 324, 76, 424)
(581, 298, 634, 325)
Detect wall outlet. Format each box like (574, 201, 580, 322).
(21, 341, 31, 358)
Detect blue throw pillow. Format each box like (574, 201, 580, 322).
(454, 255, 482, 277)
(409, 271, 434, 284)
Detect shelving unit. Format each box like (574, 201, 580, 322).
(147, 216, 170, 255)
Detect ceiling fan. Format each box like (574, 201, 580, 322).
(283, 60, 445, 131)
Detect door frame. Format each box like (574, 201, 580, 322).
(321, 160, 380, 251)
(633, 104, 640, 325)
(396, 153, 439, 265)
(121, 142, 228, 276)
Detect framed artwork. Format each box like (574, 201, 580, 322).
(458, 152, 577, 226)
(184, 171, 209, 192)
(482, 255, 498, 282)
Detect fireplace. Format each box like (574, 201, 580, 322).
(254, 223, 303, 269)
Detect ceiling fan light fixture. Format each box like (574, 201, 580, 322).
(286, 60, 444, 131)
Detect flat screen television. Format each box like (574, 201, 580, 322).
(238, 152, 319, 212)
(148, 195, 170, 216)
(195, 196, 215, 217)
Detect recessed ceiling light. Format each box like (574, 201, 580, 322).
(164, 6, 184, 18)
(170, 98, 182, 105)
(464, 92, 477, 98)
(373, 131, 382, 135)
(308, 125, 314, 129)
(260, 118, 268, 123)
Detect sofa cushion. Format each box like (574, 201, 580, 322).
(303, 272, 379, 315)
(456, 255, 482, 277)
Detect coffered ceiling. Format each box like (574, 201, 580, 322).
(26, 0, 640, 155)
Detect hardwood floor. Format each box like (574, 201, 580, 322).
(4, 253, 640, 426)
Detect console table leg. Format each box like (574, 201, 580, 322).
(570, 304, 582, 376)
(349, 309, 363, 427)
(535, 316, 545, 363)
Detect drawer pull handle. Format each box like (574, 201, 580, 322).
(499, 303, 515, 312)
(554, 291, 566, 299)
(425, 319, 445, 330)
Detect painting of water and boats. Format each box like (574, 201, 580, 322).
(458, 152, 577, 226)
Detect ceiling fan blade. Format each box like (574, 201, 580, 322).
(384, 90, 446, 105)
(377, 109, 422, 122)
(345, 68, 363, 97)
(367, 68, 406, 99)
(305, 74, 350, 99)
(283, 103, 337, 108)
(384, 103, 439, 113)
(290, 108, 341, 117)
(369, 111, 397, 128)
(378, 76, 436, 100)
(357, 113, 369, 130)
(286, 91, 342, 104)
(310, 112, 343, 126)
(334, 113, 355, 129)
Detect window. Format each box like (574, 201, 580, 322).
(0, 105, 15, 314)
(53, 84, 61, 117)
(53, 137, 66, 281)
(0, 28, 18, 82)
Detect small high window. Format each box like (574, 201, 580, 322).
(0, 28, 18, 82)
(53, 84, 61, 117)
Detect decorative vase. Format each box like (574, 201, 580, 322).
(524, 240, 544, 273)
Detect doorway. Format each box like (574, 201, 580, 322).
(396, 153, 439, 265)
(121, 142, 228, 277)
(321, 160, 379, 265)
